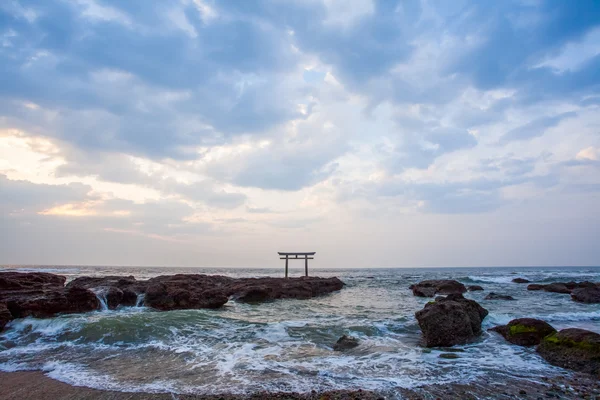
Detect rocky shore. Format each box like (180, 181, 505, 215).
(0, 272, 345, 331)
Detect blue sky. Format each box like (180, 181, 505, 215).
(1, 0, 599, 267)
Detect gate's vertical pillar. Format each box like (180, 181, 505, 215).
(285, 255, 289, 278)
(304, 255, 308, 277)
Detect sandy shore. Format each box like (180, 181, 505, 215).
(1, 371, 599, 399)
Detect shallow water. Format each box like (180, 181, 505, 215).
(1, 265, 599, 396)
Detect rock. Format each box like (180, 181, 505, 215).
(410, 280, 467, 297)
(234, 286, 275, 303)
(121, 288, 138, 307)
(489, 318, 556, 346)
(415, 294, 489, 347)
(439, 353, 459, 359)
(484, 292, 515, 301)
(571, 287, 600, 304)
(333, 335, 359, 351)
(0, 302, 11, 331)
(0, 272, 100, 323)
(537, 328, 600, 375)
(468, 285, 484, 291)
(528, 284, 545, 291)
(512, 278, 530, 283)
(1, 272, 345, 322)
(104, 287, 124, 310)
(526, 281, 597, 294)
(544, 283, 571, 294)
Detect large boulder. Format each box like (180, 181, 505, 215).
(415, 294, 488, 347)
(512, 278, 530, 283)
(333, 335, 359, 351)
(571, 287, 600, 304)
(484, 292, 515, 301)
(489, 318, 556, 346)
(537, 328, 600, 375)
(410, 280, 467, 298)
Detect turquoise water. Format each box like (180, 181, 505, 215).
(1, 266, 599, 396)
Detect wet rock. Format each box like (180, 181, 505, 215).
(2, 272, 345, 319)
(333, 335, 359, 351)
(526, 281, 597, 294)
(468, 285, 484, 291)
(489, 318, 556, 346)
(0, 302, 11, 330)
(537, 328, 600, 375)
(571, 287, 600, 304)
(0, 272, 100, 323)
(410, 280, 467, 297)
(234, 286, 275, 303)
(512, 278, 530, 283)
(544, 283, 571, 294)
(415, 294, 488, 347)
(120, 288, 138, 307)
(103, 287, 124, 310)
(144, 282, 228, 311)
(484, 292, 515, 300)
(528, 284, 546, 291)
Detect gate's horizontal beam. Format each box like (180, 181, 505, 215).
(280, 257, 314, 260)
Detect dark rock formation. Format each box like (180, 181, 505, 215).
(0, 272, 100, 326)
(409, 280, 467, 297)
(1, 272, 345, 331)
(333, 335, 359, 351)
(527, 284, 545, 291)
(571, 287, 600, 304)
(526, 281, 597, 294)
(512, 278, 530, 283)
(468, 285, 484, 291)
(484, 292, 515, 301)
(415, 294, 488, 347)
(489, 318, 556, 346)
(69, 274, 345, 309)
(544, 283, 571, 294)
(537, 328, 600, 375)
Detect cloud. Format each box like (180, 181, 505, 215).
(499, 112, 577, 144)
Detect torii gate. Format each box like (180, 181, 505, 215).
(278, 252, 315, 278)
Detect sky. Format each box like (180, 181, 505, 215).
(1, 0, 600, 268)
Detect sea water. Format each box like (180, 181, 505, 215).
(1, 265, 599, 396)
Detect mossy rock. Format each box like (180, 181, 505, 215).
(489, 318, 555, 346)
(537, 328, 600, 375)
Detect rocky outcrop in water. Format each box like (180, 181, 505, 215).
(333, 335, 359, 351)
(0, 272, 100, 327)
(527, 281, 597, 294)
(467, 285, 484, 291)
(537, 328, 600, 375)
(512, 278, 530, 283)
(484, 292, 515, 300)
(571, 287, 600, 304)
(0, 272, 345, 331)
(66, 274, 345, 310)
(409, 280, 467, 297)
(415, 294, 488, 347)
(489, 318, 556, 346)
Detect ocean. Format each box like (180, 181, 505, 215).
(1, 265, 599, 397)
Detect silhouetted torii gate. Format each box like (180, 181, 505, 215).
(278, 252, 315, 278)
